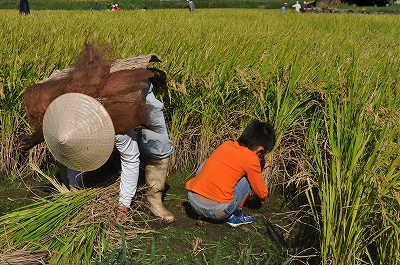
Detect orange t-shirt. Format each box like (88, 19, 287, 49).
(185, 141, 269, 203)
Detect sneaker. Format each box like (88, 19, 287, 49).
(226, 212, 256, 227)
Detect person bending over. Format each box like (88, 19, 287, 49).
(185, 120, 276, 227)
(67, 82, 175, 224)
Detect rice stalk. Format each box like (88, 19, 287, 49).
(29, 163, 69, 193)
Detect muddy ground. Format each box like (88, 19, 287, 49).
(0, 158, 320, 264)
(141, 170, 320, 264)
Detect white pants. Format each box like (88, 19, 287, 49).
(115, 130, 140, 207)
(67, 129, 140, 207)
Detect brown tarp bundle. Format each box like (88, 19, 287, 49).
(21, 44, 163, 151)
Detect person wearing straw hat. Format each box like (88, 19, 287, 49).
(280, 2, 288, 12)
(65, 80, 175, 224)
(43, 93, 141, 224)
(21, 44, 176, 224)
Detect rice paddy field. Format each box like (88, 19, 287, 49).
(1, 7, 400, 265)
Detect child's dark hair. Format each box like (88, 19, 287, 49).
(237, 120, 276, 152)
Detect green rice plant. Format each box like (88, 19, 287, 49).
(29, 163, 69, 193)
(306, 75, 400, 264)
(2, 9, 400, 173)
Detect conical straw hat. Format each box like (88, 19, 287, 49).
(43, 93, 115, 172)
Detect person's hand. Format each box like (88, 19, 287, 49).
(265, 162, 272, 168)
(260, 157, 272, 170)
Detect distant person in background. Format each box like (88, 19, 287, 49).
(280, 2, 287, 12)
(292, 1, 301, 12)
(90, 1, 99, 11)
(19, 0, 30, 15)
(188, 0, 195, 11)
(302, 1, 308, 12)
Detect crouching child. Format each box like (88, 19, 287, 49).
(185, 120, 276, 227)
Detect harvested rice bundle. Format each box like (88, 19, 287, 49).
(0, 179, 155, 264)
